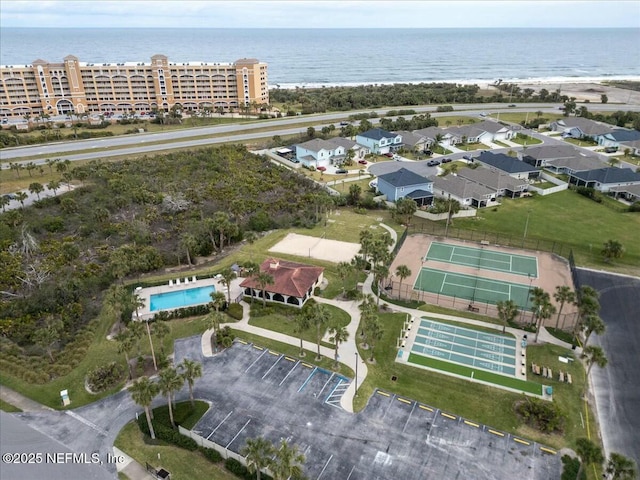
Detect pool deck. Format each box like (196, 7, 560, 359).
(134, 276, 236, 320)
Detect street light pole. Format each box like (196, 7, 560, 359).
(354, 352, 358, 397)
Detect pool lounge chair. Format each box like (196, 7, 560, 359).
(192, 275, 197, 282)
(168, 279, 173, 287)
(184, 277, 190, 284)
(175, 278, 181, 285)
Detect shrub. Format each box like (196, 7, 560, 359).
(560, 454, 585, 480)
(515, 396, 565, 434)
(227, 303, 243, 320)
(575, 186, 602, 203)
(217, 326, 235, 348)
(436, 105, 454, 112)
(199, 447, 223, 463)
(225, 458, 249, 477)
(136, 414, 198, 451)
(87, 362, 124, 393)
(628, 201, 640, 212)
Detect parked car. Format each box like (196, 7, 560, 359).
(427, 160, 441, 167)
(317, 166, 326, 172)
(479, 112, 487, 117)
(441, 158, 452, 163)
(462, 155, 473, 161)
(384, 152, 394, 158)
(358, 159, 368, 165)
(336, 168, 348, 174)
(423, 149, 433, 156)
(339, 121, 349, 126)
(508, 104, 516, 107)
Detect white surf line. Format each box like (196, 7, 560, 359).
(65, 410, 108, 436)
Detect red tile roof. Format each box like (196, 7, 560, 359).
(239, 258, 324, 298)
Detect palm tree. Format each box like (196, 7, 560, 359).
(15, 191, 28, 208)
(583, 314, 605, 345)
(0, 195, 9, 212)
(575, 437, 604, 480)
(328, 325, 349, 369)
(336, 261, 353, 297)
(256, 272, 274, 308)
(534, 299, 556, 343)
(582, 345, 608, 377)
(242, 437, 275, 480)
(152, 320, 170, 358)
(219, 267, 235, 305)
(128, 377, 159, 439)
(372, 263, 389, 307)
(115, 330, 135, 380)
(293, 312, 311, 357)
(602, 240, 625, 263)
(28, 182, 44, 200)
(358, 294, 377, 337)
(606, 452, 638, 480)
(309, 303, 330, 361)
(574, 286, 600, 338)
(496, 299, 519, 333)
(206, 309, 224, 352)
(271, 439, 305, 480)
(364, 316, 383, 362)
(46, 180, 60, 196)
(553, 285, 576, 329)
(158, 367, 183, 427)
(209, 290, 227, 313)
(132, 293, 157, 371)
(179, 359, 202, 408)
(395, 265, 411, 299)
(180, 232, 197, 266)
(529, 287, 549, 327)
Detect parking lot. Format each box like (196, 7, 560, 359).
(178, 339, 562, 480)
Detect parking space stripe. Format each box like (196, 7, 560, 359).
(402, 401, 417, 433)
(268, 350, 279, 356)
(262, 354, 283, 379)
(397, 398, 411, 404)
(237, 339, 248, 344)
(225, 419, 251, 449)
(377, 390, 390, 397)
(316, 454, 333, 480)
(419, 405, 433, 412)
(488, 429, 505, 437)
(279, 360, 300, 386)
(441, 412, 456, 420)
(298, 367, 317, 392)
(346, 465, 356, 480)
(464, 420, 480, 428)
(540, 447, 557, 455)
(302, 362, 313, 368)
(253, 345, 264, 350)
(206, 410, 233, 440)
(245, 348, 268, 373)
(318, 372, 336, 398)
(513, 438, 530, 445)
(285, 356, 296, 362)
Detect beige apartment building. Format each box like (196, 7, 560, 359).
(0, 54, 268, 119)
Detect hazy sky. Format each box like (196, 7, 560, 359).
(1, 0, 639, 29)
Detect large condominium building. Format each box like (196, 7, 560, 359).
(0, 54, 268, 119)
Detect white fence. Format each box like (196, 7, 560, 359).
(179, 425, 247, 464)
(413, 208, 477, 221)
(528, 173, 568, 196)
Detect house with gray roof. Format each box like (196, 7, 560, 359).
(619, 139, 640, 156)
(329, 136, 368, 161)
(593, 128, 640, 149)
(549, 117, 614, 139)
(356, 128, 402, 154)
(475, 151, 541, 180)
(521, 144, 581, 167)
(568, 167, 640, 192)
(413, 126, 458, 148)
(448, 120, 515, 144)
(429, 174, 496, 208)
(544, 154, 604, 175)
(610, 183, 640, 202)
(377, 168, 433, 205)
(457, 167, 529, 198)
(294, 138, 346, 168)
(395, 131, 430, 151)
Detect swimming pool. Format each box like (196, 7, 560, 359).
(150, 285, 215, 311)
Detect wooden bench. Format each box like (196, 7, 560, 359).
(567, 373, 572, 384)
(559, 371, 565, 382)
(468, 304, 480, 313)
(547, 368, 553, 379)
(535, 365, 541, 375)
(542, 367, 548, 377)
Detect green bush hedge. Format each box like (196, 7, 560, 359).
(136, 414, 198, 451)
(87, 362, 124, 393)
(227, 303, 243, 320)
(199, 446, 223, 463)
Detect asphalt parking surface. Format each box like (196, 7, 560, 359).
(576, 268, 640, 467)
(176, 338, 561, 480)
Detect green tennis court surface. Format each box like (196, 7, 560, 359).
(415, 267, 531, 308)
(426, 242, 538, 277)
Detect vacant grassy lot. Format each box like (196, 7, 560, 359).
(511, 133, 542, 145)
(489, 112, 565, 124)
(450, 190, 640, 274)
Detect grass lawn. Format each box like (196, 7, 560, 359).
(432, 145, 453, 155)
(493, 140, 510, 147)
(152, 401, 210, 429)
(229, 330, 354, 378)
(489, 112, 565, 124)
(352, 312, 591, 450)
(511, 133, 542, 146)
(613, 154, 640, 167)
(546, 328, 578, 346)
(563, 137, 598, 147)
(439, 160, 468, 175)
(532, 181, 558, 189)
(0, 398, 23, 412)
(114, 422, 238, 480)
(248, 302, 351, 347)
(456, 142, 491, 151)
(449, 190, 640, 274)
(437, 115, 479, 126)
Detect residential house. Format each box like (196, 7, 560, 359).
(356, 128, 402, 155)
(239, 258, 324, 308)
(414, 126, 458, 147)
(620, 139, 640, 156)
(568, 167, 640, 192)
(544, 155, 604, 175)
(377, 167, 433, 206)
(609, 184, 640, 202)
(475, 151, 541, 180)
(329, 136, 368, 161)
(549, 117, 614, 139)
(457, 167, 529, 198)
(294, 138, 346, 169)
(429, 174, 496, 208)
(448, 120, 515, 145)
(395, 131, 430, 152)
(521, 144, 581, 168)
(593, 129, 640, 149)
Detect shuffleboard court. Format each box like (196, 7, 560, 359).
(409, 319, 517, 376)
(426, 241, 538, 277)
(415, 267, 531, 307)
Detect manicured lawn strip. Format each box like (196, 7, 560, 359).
(546, 328, 578, 345)
(114, 422, 238, 480)
(248, 303, 351, 346)
(0, 398, 23, 412)
(488, 112, 565, 124)
(407, 353, 542, 395)
(457, 142, 491, 151)
(417, 303, 504, 326)
(511, 134, 542, 145)
(229, 331, 354, 379)
(152, 401, 209, 430)
(447, 190, 640, 274)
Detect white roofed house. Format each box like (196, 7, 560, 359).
(294, 138, 345, 169)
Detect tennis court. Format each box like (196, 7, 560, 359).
(426, 242, 538, 277)
(409, 319, 517, 376)
(415, 267, 531, 308)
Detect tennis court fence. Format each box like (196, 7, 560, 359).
(386, 280, 579, 331)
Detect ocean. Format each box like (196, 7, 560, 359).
(1, 28, 639, 88)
